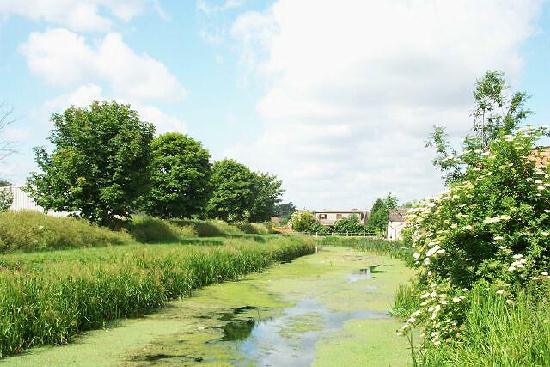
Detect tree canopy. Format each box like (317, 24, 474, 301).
(26, 101, 155, 227)
(249, 172, 284, 222)
(141, 132, 211, 219)
(206, 159, 257, 222)
(366, 194, 398, 234)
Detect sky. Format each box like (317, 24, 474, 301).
(0, 0, 549, 211)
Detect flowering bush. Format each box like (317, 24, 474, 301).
(289, 211, 327, 234)
(401, 126, 550, 345)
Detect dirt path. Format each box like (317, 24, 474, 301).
(3, 246, 414, 367)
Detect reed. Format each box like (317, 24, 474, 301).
(0, 236, 315, 357)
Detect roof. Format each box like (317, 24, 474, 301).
(312, 209, 367, 213)
(388, 208, 408, 222)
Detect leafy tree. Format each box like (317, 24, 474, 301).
(26, 101, 155, 227)
(427, 70, 531, 184)
(274, 202, 297, 221)
(249, 172, 284, 222)
(289, 211, 327, 233)
(367, 194, 398, 234)
(332, 214, 365, 234)
(141, 132, 211, 219)
(206, 159, 256, 222)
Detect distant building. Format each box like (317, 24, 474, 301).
(312, 209, 368, 226)
(532, 146, 550, 168)
(1, 186, 69, 217)
(387, 208, 408, 241)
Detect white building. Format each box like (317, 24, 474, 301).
(1, 186, 69, 216)
(312, 209, 368, 226)
(387, 208, 408, 241)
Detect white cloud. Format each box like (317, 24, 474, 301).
(42, 84, 186, 134)
(229, 0, 541, 209)
(20, 29, 187, 102)
(0, 0, 144, 32)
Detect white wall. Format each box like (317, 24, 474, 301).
(2, 186, 69, 217)
(387, 221, 406, 241)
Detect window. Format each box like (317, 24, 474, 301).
(336, 213, 342, 219)
(319, 214, 327, 219)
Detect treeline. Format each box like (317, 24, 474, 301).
(25, 101, 283, 227)
(289, 194, 399, 235)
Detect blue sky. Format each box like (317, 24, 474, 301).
(0, 0, 549, 210)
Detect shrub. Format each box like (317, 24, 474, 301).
(400, 127, 550, 345)
(236, 222, 272, 235)
(127, 215, 196, 243)
(332, 214, 365, 234)
(289, 211, 327, 233)
(0, 211, 131, 252)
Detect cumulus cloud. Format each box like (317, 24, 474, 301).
(228, 0, 541, 209)
(20, 28, 187, 102)
(0, 0, 144, 32)
(42, 84, 186, 134)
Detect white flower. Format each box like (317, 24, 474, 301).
(484, 217, 501, 224)
(424, 258, 431, 265)
(494, 235, 504, 241)
(413, 252, 420, 260)
(496, 289, 505, 295)
(512, 254, 523, 260)
(541, 272, 549, 276)
(452, 297, 461, 303)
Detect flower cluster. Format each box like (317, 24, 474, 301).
(401, 127, 550, 346)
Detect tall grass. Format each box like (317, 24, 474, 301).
(0, 211, 131, 252)
(392, 281, 420, 318)
(0, 236, 315, 357)
(318, 236, 413, 263)
(416, 285, 550, 366)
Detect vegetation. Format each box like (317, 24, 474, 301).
(0, 186, 12, 211)
(395, 71, 550, 365)
(0, 211, 132, 252)
(273, 202, 296, 223)
(0, 236, 315, 357)
(318, 236, 413, 262)
(140, 133, 212, 219)
(332, 214, 365, 234)
(249, 172, 283, 222)
(366, 194, 397, 234)
(289, 211, 325, 233)
(26, 101, 155, 228)
(206, 159, 283, 223)
(126, 215, 197, 243)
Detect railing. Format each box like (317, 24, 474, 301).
(300, 231, 380, 238)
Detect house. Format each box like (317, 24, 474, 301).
(387, 208, 408, 241)
(313, 209, 368, 226)
(1, 186, 69, 217)
(532, 146, 550, 168)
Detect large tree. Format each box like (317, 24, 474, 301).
(140, 132, 211, 218)
(205, 159, 256, 222)
(366, 194, 398, 234)
(249, 172, 284, 222)
(26, 101, 155, 227)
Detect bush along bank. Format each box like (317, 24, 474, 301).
(0, 236, 315, 358)
(396, 127, 550, 365)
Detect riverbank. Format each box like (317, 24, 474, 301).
(2, 246, 414, 366)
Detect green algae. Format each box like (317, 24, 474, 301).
(2, 245, 414, 367)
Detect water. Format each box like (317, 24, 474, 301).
(214, 298, 389, 367)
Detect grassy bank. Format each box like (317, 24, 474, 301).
(0, 211, 275, 252)
(0, 236, 315, 358)
(317, 236, 413, 263)
(413, 285, 550, 366)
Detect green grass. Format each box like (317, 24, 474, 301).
(317, 236, 413, 263)
(391, 281, 420, 318)
(126, 215, 197, 243)
(417, 285, 550, 366)
(0, 211, 132, 252)
(0, 236, 315, 358)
